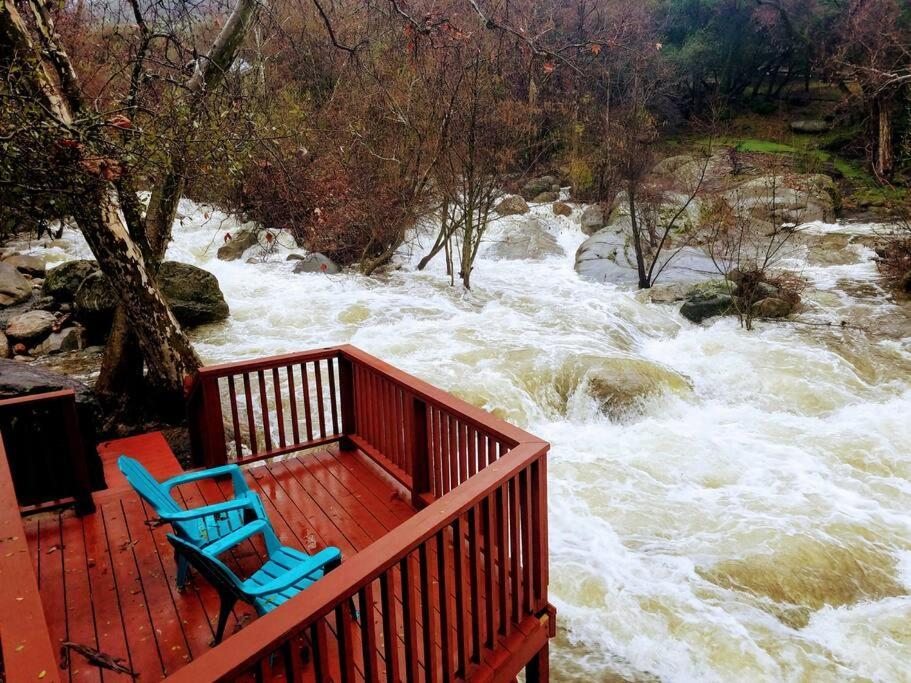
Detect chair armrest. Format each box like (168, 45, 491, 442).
(205, 519, 272, 556)
(163, 465, 250, 495)
(242, 547, 342, 597)
(158, 496, 253, 523)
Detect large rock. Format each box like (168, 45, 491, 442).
(217, 229, 259, 261)
(651, 152, 733, 190)
(158, 261, 230, 326)
(292, 253, 340, 274)
(751, 297, 794, 318)
(580, 205, 605, 235)
(0, 263, 32, 307)
(679, 281, 735, 323)
(552, 202, 573, 217)
(575, 229, 717, 285)
(43, 260, 99, 302)
(486, 218, 564, 261)
(33, 326, 86, 355)
(495, 195, 530, 216)
(2, 253, 45, 277)
(532, 191, 559, 203)
(0, 330, 8, 359)
(74, 262, 229, 330)
(790, 120, 830, 134)
(520, 175, 560, 201)
(5, 310, 56, 343)
(0, 358, 105, 490)
(74, 271, 117, 331)
(727, 174, 837, 225)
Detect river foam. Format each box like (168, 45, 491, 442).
(11, 201, 911, 682)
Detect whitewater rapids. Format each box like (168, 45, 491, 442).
(17, 201, 911, 682)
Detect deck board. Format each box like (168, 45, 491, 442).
(24, 435, 416, 682)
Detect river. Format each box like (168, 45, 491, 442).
(17, 200, 911, 682)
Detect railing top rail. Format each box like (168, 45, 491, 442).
(196, 347, 344, 378)
(0, 388, 77, 409)
(0, 436, 61, 681)
(164, 439, 548, 682)
(337, 345, 541, 447)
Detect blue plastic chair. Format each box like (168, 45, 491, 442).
(117, 455, 268, 589)
(168, 520, 342, 643)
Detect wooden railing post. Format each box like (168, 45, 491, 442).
(337, 354, 357, 451)
(410, 396, 430, 508)
(61, 396, 95, 516)
(188, 376, 227, 468)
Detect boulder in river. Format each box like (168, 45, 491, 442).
(486, 218, 563, 261)
(580, 205, 605, 235)
(217, 229, 259, 261)
(292, 253, 340, 274)
(2, 253, 45, 277)
(32, 325, 86, 355)
(679, 280, 735, 323)
(532, 191, 559, 203)
(157, 261, 230, 326)
(520, 175, 560, 201)
(575, 229, 717, 285)
(74, 262, 229, 330)
(0, 263, 32, 307)
(43, 260, 99, 302)
(5, 310, 56, 343)
(727, 174, 837, 225)
(552, 202, 573, 217)
(0, 330, 8, 358)
(583, 357, 692, 419)
(495, 195, 530, 216)
(751, 296, 795, 319)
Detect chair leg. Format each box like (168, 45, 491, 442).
(214, 595, 237, 645)
(176, 553, 190, 590)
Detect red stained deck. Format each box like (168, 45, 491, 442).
(24, 433, 416, 681)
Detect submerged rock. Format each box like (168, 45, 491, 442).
(487, 218, 563, 260)
(0, 263, 32, 307)
(495, 195, 530, 216)
(582, 357, 692, 419)
(44, 260, 99, 302)
(217, 229, 259, 261)
(5, 310, 56, 343)
(292, 253, 340, 274)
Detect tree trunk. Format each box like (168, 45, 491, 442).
(874, 94, 895, 180)
(627, 187, 649, 289)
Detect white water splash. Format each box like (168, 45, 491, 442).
(13, 201, 911, 682)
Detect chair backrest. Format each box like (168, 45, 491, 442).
(167, 534, 248, 603)
(118, 456, 199, 539)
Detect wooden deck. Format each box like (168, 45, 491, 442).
(24, 433, 416, 681)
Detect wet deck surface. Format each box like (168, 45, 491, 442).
(23, 433, 415, 681)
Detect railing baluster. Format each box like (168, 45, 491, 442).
(336, 602, 357, 683)
(301, 363, 314, 442)
(359, 583, 380, 683)
(419, 542, 436, 682)
(496, 485, 509, 636)
(287, 365, 300, 445)
(272, 367, 286, 449)
(314, 360, 327, 439)
(510, 475, 522, 625)
(467, 506, 482, 663)
(328, 357, 340, 436)
(453, 516, 469, 677)
(257, 369, 273, 453)
(436, 530, 452, 682)
(228, 375, 243, 458)
(483, 493, 496, 649)
(243, 372, 258, 455)
(521, 466, 533, 615)
(311, 619, 331, 682)
(380, 571, 400, 683)
(400, 556, 420, 681)
(447, 415, 457, 493)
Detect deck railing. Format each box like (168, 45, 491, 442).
(0, 389, 97, 515)
(182, 345, 553, 681)
(0, 432, 63, 682)
(188, 345, 537, 508)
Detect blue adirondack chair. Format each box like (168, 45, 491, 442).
(167, 520, 342, 643)
(117, 455, 268, 589)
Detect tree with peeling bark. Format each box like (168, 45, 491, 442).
(1, 0, 261, 417)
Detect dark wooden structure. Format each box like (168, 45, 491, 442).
(0, 345, 553, 682)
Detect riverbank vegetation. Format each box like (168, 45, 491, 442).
(1, 0, 910, 423)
